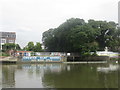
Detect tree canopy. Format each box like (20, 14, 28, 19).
(24, 42, 42, 52)
(42, 18, 120, 54)
(2, 43, 21, 51)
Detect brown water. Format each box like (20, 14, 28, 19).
(1, 62, 119, 88)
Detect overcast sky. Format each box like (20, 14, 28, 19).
(0, 0, 119, 48)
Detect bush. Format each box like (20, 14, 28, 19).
(91, 52, 98, 56)
(82, 52, 91, 57)
(31, 52, 36, 56)
(2, 52, 9, 56)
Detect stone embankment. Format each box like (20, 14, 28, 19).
(0, 56, 17, 63)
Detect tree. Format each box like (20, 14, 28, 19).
(42, 29, 56, 51)
(15, 44, 21, 50)
(88, 20, 117, 50)
(26, 42, 34, 51)
(109, 27, 120, 52)
(42, 18, 118, 55)
(34, 42, 42, 52)
(42, 18, 85, 52)
(2, 43, 21, 51)
(66, 24, 99, 53)
(23, 42, 42, 52)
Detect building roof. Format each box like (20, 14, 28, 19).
(16, 51, 32, 53)
(0, 32, 16, 38)
(0, 32, 16, 33)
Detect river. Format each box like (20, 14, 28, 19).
(0, 61, 119, 88)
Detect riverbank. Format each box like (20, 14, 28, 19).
(0, 56, 17, 63)
(0, 55, 119, 64)
(67, 56, 110, 62)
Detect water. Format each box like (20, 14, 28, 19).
(1, 62, 119, 88)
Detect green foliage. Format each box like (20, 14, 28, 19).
(82, 52, 91, 57)
(2, 43, 15, 51)
(2, 43, 21, 51)
(34, 42, 42, 52)
(42, 18, 85, 52)
(30, 52, 35, 56)
(42, 18, 119, 55)
(2, 52, 9, 56)
(26, 42, 34, 51)
(88, 20, 117, 50)
(24, 42, 42, 52)
(15, 44, 21, 50)
(91, 52, 98, 56)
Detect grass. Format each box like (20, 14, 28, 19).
(0, 52, 9, 56)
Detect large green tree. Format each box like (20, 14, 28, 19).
(34, 42, 42, 52)
(110, 27, 120, 52)
(25, 42, 34, 51)
(67, 24, 99, 53)
(42, 18, 85, 52)
(42, 18, 118, 54)
(88, 20, 117, 50)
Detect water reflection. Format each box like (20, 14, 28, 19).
(2, 65, 16, 88)
(2, 63, 119, 88)
(97, 64, 119, 73)
(0, 64, 2, 89)
(42, 63, 118, 88)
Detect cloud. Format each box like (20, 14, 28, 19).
(0, 0, 119, 48)
(18, 27, 33, 32)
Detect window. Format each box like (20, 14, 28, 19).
(9, 40, 14, 43)
(1, 39, 6, 44)
(13, 35, 16, 38)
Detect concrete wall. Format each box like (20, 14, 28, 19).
(20, 56, 67, 62)
(35, 52, 67, 56)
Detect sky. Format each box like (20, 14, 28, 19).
(0, 0, 119, 48)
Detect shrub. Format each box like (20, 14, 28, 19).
(82, 52, 91, 57)
(2, 52, 9, 56)
(92, 52, 98, 56)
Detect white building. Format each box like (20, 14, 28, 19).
(0, 32, 16, 50)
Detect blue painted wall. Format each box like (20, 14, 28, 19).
(22, 56, 61, 61)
